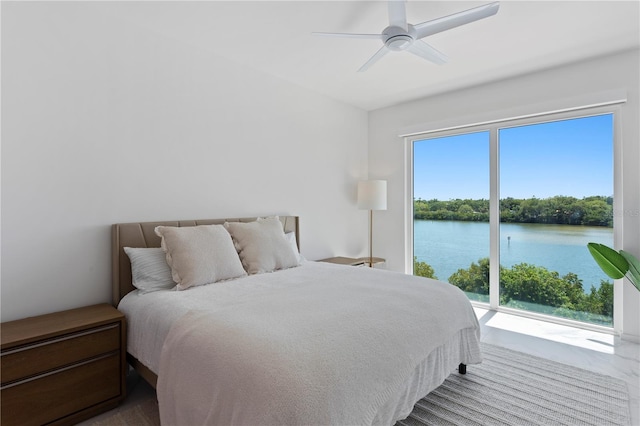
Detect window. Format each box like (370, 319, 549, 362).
(413, 131, 490, 303)
(410, 108, 616, 329)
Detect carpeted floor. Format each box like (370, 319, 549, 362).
(90, 343, 630, 426)
(89, 398, 160, 426)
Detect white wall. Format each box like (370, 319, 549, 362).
(368, 49, 640, 340)
(1, 2, 369, 322)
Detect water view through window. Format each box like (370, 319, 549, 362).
(413, 114, 614, 326)
(413, 131, 490, 303)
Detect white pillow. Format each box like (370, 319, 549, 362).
(224, 217, 300, 275)
(285, 231, 304, 263)
(154, 224, 247, 291)
(124, 247, 176, 293)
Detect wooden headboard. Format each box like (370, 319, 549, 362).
(111, 216, 299, 306)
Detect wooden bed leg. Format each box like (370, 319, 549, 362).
(458, 363, 467, 374)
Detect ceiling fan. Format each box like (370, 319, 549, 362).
(312, 0, 500, 72)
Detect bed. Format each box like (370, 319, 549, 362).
(112, 216, 482, 425)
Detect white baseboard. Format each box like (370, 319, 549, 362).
(621, 332, 640, 343)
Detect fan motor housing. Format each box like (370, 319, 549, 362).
(383, 25, 416, 51)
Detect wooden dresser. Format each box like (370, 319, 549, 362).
(0, 304, 126, 426)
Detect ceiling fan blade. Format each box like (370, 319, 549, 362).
(413, 1, 500, 39)
(388, 0, 408, 31)
(311, 32, 382, 40)
(358, 45, 390, 72)
(407, 40, 448, 65)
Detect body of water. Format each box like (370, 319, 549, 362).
(414, 220, 613, 292)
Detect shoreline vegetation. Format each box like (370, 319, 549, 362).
(414, 195, 612, 227)
(413, 195, 613, 326)
(414, 256, 612, 326)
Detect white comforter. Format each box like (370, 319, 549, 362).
(120, 261, 481, 425)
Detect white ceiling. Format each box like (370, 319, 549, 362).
(110, 1, 639, 111)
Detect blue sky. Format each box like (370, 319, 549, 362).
(413, 114, 613, 200)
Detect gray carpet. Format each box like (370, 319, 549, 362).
(396, 343, 630, 426)
(92, 343, 630, 426)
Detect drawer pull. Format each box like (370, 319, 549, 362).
(0, 351, 118, 390)
(0, 323, 119, 356)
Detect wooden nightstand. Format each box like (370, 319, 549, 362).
(0, 304, 126, 426)
(319, 256, 385, 267)
(319, 256, 366, 266)
(357, 257, 386, 267)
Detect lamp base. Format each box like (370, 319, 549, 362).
(357, 257, 386, 268)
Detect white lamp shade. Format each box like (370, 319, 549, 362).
(357, 180, 387, 210)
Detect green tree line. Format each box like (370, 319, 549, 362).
(414, 257, 613, 326)
(414, 195, 613, 227)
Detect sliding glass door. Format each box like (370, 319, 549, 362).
(498, 114, 614, 325)
(411, 111, 615, 327)
(413, 131, 490, 302)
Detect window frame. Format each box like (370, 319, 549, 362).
(405, 104, 623, 334)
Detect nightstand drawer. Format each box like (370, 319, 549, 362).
(0, 323, 120, 384)
(1, 352, 120, 426)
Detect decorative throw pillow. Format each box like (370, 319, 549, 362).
(154, 224, 246, 290)
(225, 217, 300, 274)
(124, 247, 176, 293)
